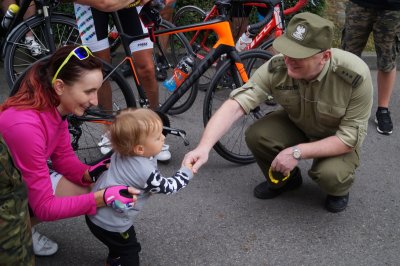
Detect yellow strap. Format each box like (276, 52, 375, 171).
(268, 167, 290, 184)
(127, 0, 142, 8)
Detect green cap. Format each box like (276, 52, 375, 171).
(273, 12, 334, 59)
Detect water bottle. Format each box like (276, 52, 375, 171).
(235, 32, 252, 52)
(1, 4, 19, 30)
(163, 55, 195, 92)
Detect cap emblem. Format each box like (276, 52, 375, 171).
(291, 24, 306, 41)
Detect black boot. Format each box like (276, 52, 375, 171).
(325, 193, 349, 213)
(254, 167, 303, 199)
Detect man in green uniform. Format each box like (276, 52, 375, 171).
(183, 12, 373, 213)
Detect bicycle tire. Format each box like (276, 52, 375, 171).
(11, 56, 135, 165)
(155, 20, 199, 115)
(4, 14, 81, 89)
(172, 5, 216, 91)
(172, 5, 207, 41)
(203, 49, 277, 164)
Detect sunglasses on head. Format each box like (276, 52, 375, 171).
(52, 46, 93, 84)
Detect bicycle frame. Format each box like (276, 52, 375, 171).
(244, 1, 284, 51)
(183, 0, 308, 55)
(112, 14, 250, 115)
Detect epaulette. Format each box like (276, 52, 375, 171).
(268, 55, 287, 73)
(333, 66, 363, 88)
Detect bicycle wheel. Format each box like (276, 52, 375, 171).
(172, 5, 207, 43)
(203, 49, 276, 164)
(155, 20, 199, 115)
(172, 5, 216, 91)
(4, 14, 81, 89)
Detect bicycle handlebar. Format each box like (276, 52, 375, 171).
(246, 0, 280, 36)
(246, 0, 308, 36)
(283, 0, 308, 16)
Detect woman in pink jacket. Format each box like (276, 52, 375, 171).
(0, 45, 139, 259)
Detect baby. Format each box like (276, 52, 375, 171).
(86, 108, 193, 266)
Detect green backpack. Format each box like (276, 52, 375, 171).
(0, 135, 34, 266)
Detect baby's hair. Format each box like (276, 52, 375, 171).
(109, 108, 163, 156)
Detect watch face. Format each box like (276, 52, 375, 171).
(293, 149, 301, 159)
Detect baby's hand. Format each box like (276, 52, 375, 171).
(183, 162, 194, 171)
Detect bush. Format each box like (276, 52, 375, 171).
(176, 0, 326, 17)
(56, 0, 326, 21)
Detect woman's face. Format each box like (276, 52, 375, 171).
(56, 69, 103, 116)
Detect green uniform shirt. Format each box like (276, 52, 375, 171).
(230, 48, 373, 149)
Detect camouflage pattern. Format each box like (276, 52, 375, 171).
(0, 135, 34, 266)
(342, 1, 400, 72)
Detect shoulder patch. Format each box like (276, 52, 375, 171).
(334, 66, 363, 88)
(268, 55, 287, 73)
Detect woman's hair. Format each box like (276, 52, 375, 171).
(0, 45, 103, 112)
(109, 108, 163, 156)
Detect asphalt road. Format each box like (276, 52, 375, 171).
(1, 57, 400, 266)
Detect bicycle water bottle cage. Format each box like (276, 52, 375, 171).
(215, 0, 231, 16)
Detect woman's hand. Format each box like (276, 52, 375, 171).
(94, 186, 141, 211)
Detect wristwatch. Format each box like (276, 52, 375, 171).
(292, 146, 301, 160)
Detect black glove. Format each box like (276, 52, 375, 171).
(88, 158, 111, 182)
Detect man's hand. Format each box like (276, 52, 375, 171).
(182, 147, 209, 174)
(271, 147, 299, 176)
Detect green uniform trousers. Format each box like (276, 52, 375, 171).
(245, 110, 359, 196)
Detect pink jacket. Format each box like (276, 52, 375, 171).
(0, 107, 97, 221)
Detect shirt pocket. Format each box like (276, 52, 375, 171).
(317, 101, 346, 127)
(273, 90, 301, 116)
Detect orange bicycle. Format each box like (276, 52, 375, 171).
(172, 0, 310, 90)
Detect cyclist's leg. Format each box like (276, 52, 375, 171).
(119, 6, 159, 110)
(119, 7, 171, 161)
(74, 4, 113, 111)
(9, 0, 41, 56)
(160, 0, 176, 23)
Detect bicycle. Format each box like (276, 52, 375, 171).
(172, 0, 309, 90)
(2, 0, 81, 89)
(12, 0, 275, 166)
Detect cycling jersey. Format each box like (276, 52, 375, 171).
(74, 4, 153, 53)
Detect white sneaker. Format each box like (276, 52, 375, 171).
(98, 134, 112, 155)
(155, 144, 171, 161)
(32, 227, 58, 256)
(25, 36, 42, 56)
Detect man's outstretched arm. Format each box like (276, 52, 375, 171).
(183, 99, 245, 173)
